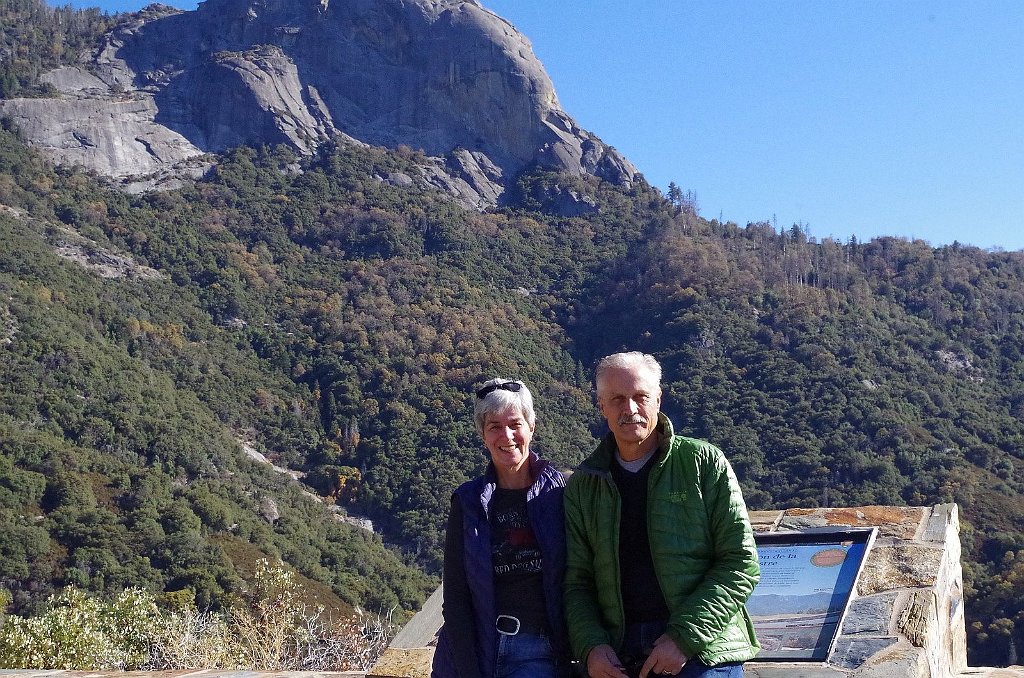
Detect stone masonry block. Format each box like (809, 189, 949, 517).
(897, 589, 937, 648)
(784, 507, 925, 540)
(841, 592, 899, 635)
(853, 641, 928, 678)
(858, 545, 942, 596)
(830, 636, 900, 670)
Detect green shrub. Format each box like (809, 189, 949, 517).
(0, 586, 158, 669)
(0, 561, 396, 671)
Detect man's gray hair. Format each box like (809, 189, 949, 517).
(595, 351, 663, 397)
(473, 379, 536, 435)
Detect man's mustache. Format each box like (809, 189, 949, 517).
(618, 416, 647, 426)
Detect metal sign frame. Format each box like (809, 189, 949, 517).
(748, 526, 877, 662)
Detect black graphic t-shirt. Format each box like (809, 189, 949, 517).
(490, 487, 549, 631)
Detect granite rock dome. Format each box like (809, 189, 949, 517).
(0, 0, 637, 205)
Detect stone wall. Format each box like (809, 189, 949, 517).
(744, 504, 967, 677)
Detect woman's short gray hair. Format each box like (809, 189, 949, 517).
(473, 378, 536, 435)
(595, 351, 662, 397)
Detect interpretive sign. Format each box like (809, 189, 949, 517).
(748, 527, 877, 661)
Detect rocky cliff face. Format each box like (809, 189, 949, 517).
(0, 0, 637, 205)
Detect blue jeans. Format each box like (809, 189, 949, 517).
(496, 631, 557, 678)
(619, 622, 744, 678)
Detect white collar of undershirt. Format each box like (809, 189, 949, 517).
(615, 446, 658, 473)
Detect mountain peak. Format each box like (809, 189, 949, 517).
(0, 0, 637, 204)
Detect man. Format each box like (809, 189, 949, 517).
(564, 351, 760, 678)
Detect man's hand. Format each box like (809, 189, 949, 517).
(586, 643, 629, 678)
(638, 634, 688, 678)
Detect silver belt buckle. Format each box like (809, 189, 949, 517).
(496, 614, 521, 635)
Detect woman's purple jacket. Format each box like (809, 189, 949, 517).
(430, 453, 569, 678)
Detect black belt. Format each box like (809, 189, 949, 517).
(495, 614, 548, 636)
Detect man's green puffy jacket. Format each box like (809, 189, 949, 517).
(564, 413, 761, 666)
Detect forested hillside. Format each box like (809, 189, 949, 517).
(2, 1, 1024, 667)
(0, 128, 436, 620)
(0, 0, 114, 98)
(2, 118, 1023, 664)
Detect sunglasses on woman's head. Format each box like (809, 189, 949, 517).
(476, 381, 523, 399)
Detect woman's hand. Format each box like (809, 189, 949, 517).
(586, 644, 629, 678)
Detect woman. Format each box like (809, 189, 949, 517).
(431, 378, 569, 678)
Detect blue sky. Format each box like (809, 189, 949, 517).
(58, 0, 1024, 251)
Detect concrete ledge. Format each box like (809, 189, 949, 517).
(366, 649, 433, 678)
(3, 668, 1019, 678)
(0, 672, 365, 677)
